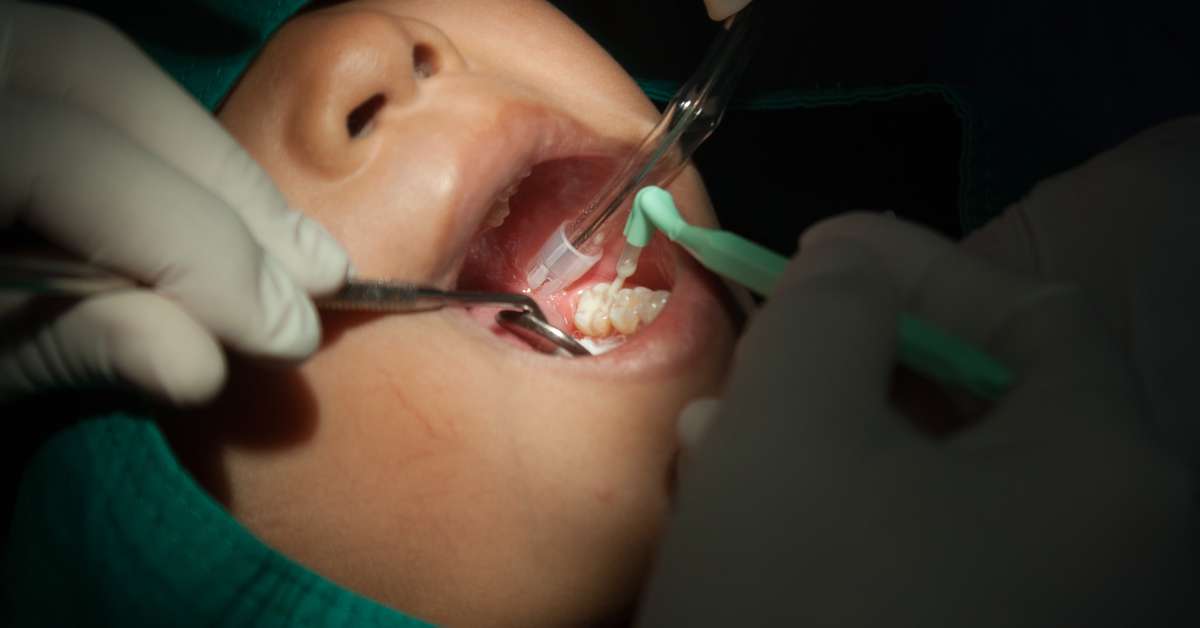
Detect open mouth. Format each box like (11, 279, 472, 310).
(455, 154, 678, 356)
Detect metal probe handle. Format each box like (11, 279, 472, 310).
(319, 279, 548, 321)
(0, 255, 549, 322)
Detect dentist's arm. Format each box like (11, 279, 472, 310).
(0, 3, 350, 404)
(641, 213, 1199, 627)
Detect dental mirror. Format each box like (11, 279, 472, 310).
(496, 310, 591, 357)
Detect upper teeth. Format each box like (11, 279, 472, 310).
(574, 283, 669, 337)
(483, 197, 511, 228)
(498, 181, 520, 201)
(481, 171, 532, 231)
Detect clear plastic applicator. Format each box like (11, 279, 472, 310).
(626, 186, 1016, 401)
(524, 3, 762, 293)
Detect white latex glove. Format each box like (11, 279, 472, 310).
(0, 3, 351, 404)
(703, 0, 753, 21)
(963, 115, 1200, 465)
(641, 214, 1199, 626)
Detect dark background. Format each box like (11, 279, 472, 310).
(552, 0, 1200, 252)
(554, 0, 962, 256)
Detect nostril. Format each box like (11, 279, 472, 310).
(346, 93, 387, 138)
(412, 43, 438, 79)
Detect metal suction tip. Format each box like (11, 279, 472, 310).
(496, 310, 591, 357)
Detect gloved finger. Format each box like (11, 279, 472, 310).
(719, 239, 904, 446)
(0, 2, 350, 294)
(1, 93, 320, 360)
(672, 397, 720, 482)
(0, 290, 225, 405)
(957, 201, 1039, 281)
(703, 0, 753, 20)
(801, 210, 1132, 439)
(802, 213, 1065, 370)
(677, 397, 720, 453)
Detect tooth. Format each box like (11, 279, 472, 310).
(484, 198, 510, 228)
(588, 284, 614, 336)
(639, 290, 669, 324)
(502, 181, 520, 200)
(587, 307, 611, 336)
(573, 293, 596, 335)
(610, 288, 639, 335)
(574, 283, 612, 337)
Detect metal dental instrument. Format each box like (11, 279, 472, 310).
(495, 309, 590, 357)
(319, 279, 545, 318)
(325, 280, 590, 357)
(0, 255, 590, 357)
(525, 3, 762, 293)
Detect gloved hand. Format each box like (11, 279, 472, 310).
(703, 0, 753, 21)
(963, 115, 1200, 463)
(0, 3, 351, 404)
(641, 214, 1199, 626)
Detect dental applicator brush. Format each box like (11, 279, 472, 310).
(625, 186, 1014, 400)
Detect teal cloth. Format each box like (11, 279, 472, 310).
(3, 415, 433, 627)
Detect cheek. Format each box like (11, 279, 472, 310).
(483, 357, 729, 524)
(301, 146, 466, 281)
(305, 310, 724, 493)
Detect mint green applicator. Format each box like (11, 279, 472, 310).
(626, 186, 1013, 400)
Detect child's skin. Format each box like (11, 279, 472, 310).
(165, 1, 740, 626)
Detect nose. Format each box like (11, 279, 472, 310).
(338, 15, 466, 137)
(283, 9, 466, 174)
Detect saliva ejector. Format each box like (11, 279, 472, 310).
(524, 3, 761, 294)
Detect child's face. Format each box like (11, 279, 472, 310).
(202, 1, 738, 624)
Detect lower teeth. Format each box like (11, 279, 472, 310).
(574, 283, 669, 337)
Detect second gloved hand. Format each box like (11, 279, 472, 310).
(641, 214, 1199, 627)
(0, 4, 351, 404)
